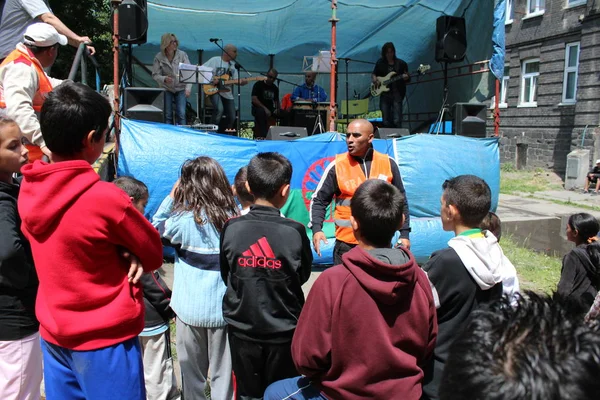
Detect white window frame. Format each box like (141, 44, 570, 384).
(525, 0, 545, 18)
(506, 0, 514, 24)
(562, 42, 580, 104)
(500, 66, 510, 107)
(566, 0, 587, 8)
(520, 59, 539, 107)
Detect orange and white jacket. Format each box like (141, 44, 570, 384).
(0, 43, 63, 148)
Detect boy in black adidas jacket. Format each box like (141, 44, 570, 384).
(220, 152, 313, 399)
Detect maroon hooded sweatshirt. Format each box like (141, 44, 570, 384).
(292, 246, 437, 400)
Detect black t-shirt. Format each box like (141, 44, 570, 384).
(372, 57, 409, 99)
(251, 80, 279, 112)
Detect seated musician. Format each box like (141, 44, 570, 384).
(251, 68, 281, 139)
(291, 71, 327, 102)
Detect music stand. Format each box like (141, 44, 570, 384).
(178, 63, 213, 122)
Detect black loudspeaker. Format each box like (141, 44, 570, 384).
(124, 87, 165, 123)
(266, 126, 308, 141)
(435, 16, 467, 63)
(292, 109, 327, 134)
(452, 102, 487, 138)
(375, 127, 410, 139)
(114, 0, 148, 44)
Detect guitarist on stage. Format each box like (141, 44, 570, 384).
(371, 42, 410, 128)
(202, 44, 247, 134)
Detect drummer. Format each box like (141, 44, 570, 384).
(291, 71, 327, 102)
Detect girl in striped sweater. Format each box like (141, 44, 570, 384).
(152, 157, 239, 400)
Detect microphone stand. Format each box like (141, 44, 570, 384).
(210, 40, 252, 135)
(337, 57, 376, 118)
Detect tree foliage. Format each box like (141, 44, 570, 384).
(48, 0, 114, 86)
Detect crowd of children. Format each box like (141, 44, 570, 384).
(1, 80, 599, 400)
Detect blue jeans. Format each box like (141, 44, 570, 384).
(165, 90, 187, 125)
(211, 95, 236, 133)
(380, 95, 403, 128)
(41, 337, 145, 400)
(264, 376, 327, 400)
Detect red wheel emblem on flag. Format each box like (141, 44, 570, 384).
(302, 156, 335, 222)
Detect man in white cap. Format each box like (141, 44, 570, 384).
(0, 22, 67, 161)
(0, 0, 94, 61)
(584, 159, 600, 193)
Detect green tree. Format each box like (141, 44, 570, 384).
(48, 0, 113, 87)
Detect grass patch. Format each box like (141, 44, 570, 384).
(500, 170, 563, 195)
(501, 234, 562, 294)
(533, 197, 600, 212)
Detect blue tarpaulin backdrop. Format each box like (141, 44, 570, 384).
(118, 119, 500, 264)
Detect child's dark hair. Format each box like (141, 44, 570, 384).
(113, 176, 149, 202)
(568, 213, 600, 279)
(440, 292, 600, 400)
(40, 81, 111, 156)
(173, 156, 238, 232)
(234, 166, 254, 205)
(351, 179, 405, 248)
(480, 211, 502, 241)
(442, 175, 491, 227)
(247, 152, 292, 200)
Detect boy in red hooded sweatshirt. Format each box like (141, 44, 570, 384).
(264, 179, 437, 400)
(18, 82, 163, 400)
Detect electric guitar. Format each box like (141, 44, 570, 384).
(203, 74, 267, 96)
(370, 64, 431, 97)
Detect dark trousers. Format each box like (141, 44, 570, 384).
(228, 332, 298, 400)
(252, 106, 270, 139)
(380, 95, 403, 128)
(333, 240, 356, 265)
(211, 95, 236, 134)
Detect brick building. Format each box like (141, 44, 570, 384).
(492, 0, 600, 173)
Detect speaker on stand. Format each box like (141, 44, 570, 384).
(112, 0, 148, 88)
(434, 16, 467, 135)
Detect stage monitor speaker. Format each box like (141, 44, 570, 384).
(375, 127, 410, 139)
(435, 16, 467, 63)
(452, 102, 487, 138)
(124, 87, 165, 123)
(113, 0, 148, 44)
(266, 126, 308, 141)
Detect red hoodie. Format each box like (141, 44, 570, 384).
(18, 160, 163, 350)
(292, 246, 437, 400)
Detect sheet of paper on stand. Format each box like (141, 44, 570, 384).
(178, 63, 213, 84)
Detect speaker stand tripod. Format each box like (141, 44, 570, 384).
(312, 110, 325, 135)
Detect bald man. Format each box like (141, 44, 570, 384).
(203, 44, 247, 134)
(309, 119, 411, 264)
(291, 71, 327, 102)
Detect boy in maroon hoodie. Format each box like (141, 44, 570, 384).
(264, 179, 437, 400)
(17, 82, 163, 400)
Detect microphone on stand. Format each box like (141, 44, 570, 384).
(209, 38, 221, 43)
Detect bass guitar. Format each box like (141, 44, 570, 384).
(370, 64, 430, 97)
(204, 74, 267, 96)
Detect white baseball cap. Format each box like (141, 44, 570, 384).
(23, 23, 68, 47)
(596, 159, 600, 164)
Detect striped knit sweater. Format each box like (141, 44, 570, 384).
(152, 196, 227, 327)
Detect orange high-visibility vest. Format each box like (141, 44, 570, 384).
(333, 150, 393, 244)
(0, 48, 52, 161)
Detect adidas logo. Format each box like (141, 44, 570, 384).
(237, 237, 282, 269)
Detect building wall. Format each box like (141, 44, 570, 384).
(489, 0, 600, 173)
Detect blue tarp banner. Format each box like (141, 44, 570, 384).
(118, 119, 499, 264)
(490, 0, 506, 80)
